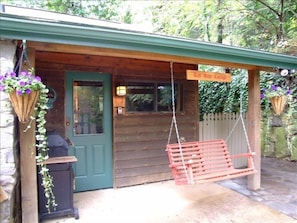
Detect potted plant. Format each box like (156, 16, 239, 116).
(0, 70, 44, 122)
(0, 69, 57, 212)
(261, 84, 291, 116)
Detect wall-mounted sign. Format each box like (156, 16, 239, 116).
(186, 70, 231, 82)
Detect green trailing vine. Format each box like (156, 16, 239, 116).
(35, 84, 57, 212)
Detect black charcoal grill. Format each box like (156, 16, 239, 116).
(38, 130, 79, 221)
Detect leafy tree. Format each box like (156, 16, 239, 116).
(2, 0, 124, 20)
(5, 0, 295, 53)
(150, 0, 296, 53)
(234, 0, 297, 52)
(151, 1, 223, 41)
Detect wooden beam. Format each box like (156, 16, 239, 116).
(20, 48, 39, 223)
(247, 69, 261, 190)
(27, 41, 270, 71)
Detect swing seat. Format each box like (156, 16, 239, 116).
(166, 139, 256, 185)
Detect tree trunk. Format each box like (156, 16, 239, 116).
(217, 0, 224, 43)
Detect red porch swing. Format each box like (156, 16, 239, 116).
(166, 62, 256, 185)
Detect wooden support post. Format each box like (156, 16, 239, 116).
(20, 48, 39, 223)
(247, 69, 261, 190)
(20, 123, 38, 223)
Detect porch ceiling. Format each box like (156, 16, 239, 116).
(0, 5, 296, 71)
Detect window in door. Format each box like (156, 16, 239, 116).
(73, 81, 104, 135)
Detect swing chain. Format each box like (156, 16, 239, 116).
(167, 61, 191, 184)
(225, 90, 254, 155)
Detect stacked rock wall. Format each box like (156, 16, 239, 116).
(0, 40, 20, 223)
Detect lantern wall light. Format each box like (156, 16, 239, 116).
(116, 86, 127, 96)
(274, 67, 296, 77)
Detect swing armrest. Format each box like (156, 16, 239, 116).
(230, 153, 256, 170)
(230, 152, 255, 159)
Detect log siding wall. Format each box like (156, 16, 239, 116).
(35, 51, 198, 188)
(114, 80, 198, 187)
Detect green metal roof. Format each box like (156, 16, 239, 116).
(0, 5, 296, 70)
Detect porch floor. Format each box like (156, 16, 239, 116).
(43, 157, 297, 223)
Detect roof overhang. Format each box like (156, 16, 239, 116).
(0, 5, 296, 71)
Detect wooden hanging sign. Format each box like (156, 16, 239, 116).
(186, 70, 231, 82)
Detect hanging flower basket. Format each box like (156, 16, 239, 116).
(261, 84, 291, 116)
(9, 90, 40, 123)
(270, 95, 287, 116)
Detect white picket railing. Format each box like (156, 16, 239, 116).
(199, 113, 249, 168)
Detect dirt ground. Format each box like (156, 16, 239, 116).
(43, 180, 296, 223)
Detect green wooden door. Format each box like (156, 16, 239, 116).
(66, 72, 113, 192)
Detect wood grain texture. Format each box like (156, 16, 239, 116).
(35, 50, 199, 187)
(20, 48, 39, 223)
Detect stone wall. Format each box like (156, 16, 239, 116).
(0, 40, 20, 223)
(261, 111, 297, 161)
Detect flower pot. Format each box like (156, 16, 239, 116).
(270, 95, 287, 116)
(9, 90, 40, 123)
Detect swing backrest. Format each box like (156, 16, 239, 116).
(166, 139, 235, 184)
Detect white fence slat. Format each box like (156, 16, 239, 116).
(199, 113, 248, 168)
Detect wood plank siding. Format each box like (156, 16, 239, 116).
(35, 50, 198, 187)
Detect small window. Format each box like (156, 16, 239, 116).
(126, 82, 183, 112)
(126, 83, 154, 111)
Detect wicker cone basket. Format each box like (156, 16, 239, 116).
(9, 90, 40, 123)
(270, 95, 287, 116)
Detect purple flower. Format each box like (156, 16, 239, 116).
(34, 76, 41, 82)
(271, 85, 277, 91)
(1, 69, 46, 94)
(260, 88, 266, 99)
(19, 81, 26, 87)
(16, 90, 23, 95)
(8, 72, 16, 77)
(20, 71, 29, 76)
(286, 89, 291, 95)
